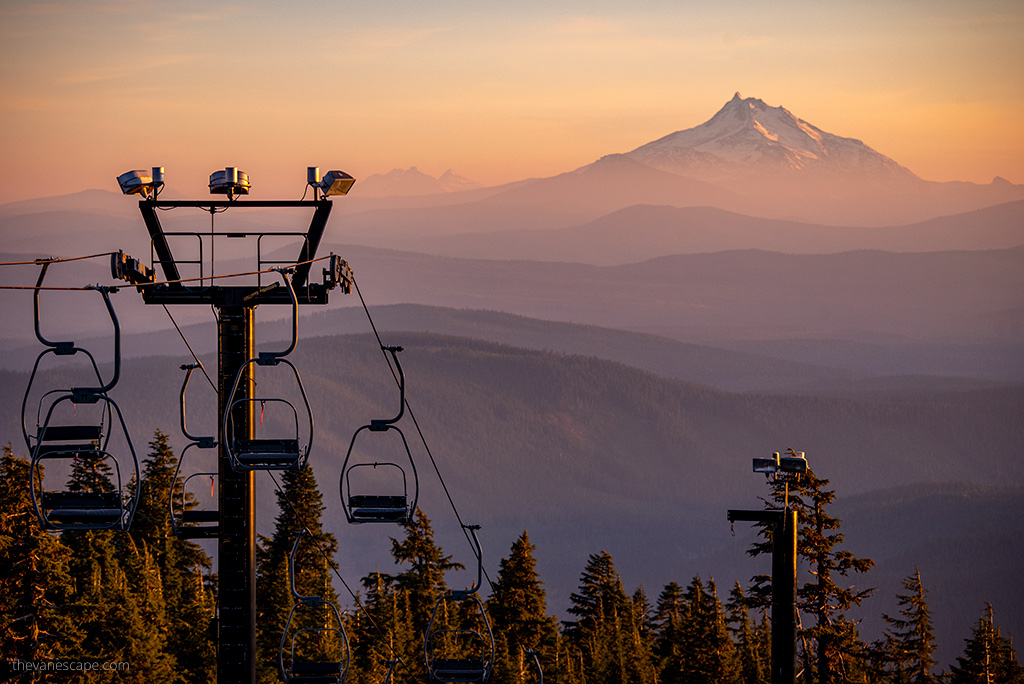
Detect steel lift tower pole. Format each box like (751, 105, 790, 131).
(115, 184, 350, 684)
(727, 450, 806, 684)
(217, 299, 256, 682)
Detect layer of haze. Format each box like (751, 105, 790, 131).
(1, 0, 1022, 204)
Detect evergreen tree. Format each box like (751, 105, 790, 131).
(564, 550, 654, 684)
(130, 430, 215, 683)
(675, 576, 738, 684)
(949, 605, 1024, 684)
(653, 581, 685, 684)
(58, 437, 178, 683)
(256, 464, 341, 684)
(748, 467, 875, 684)
(488, 531, 559, 684)
(726, 582, 770, 684)
(110, 533, 177, 682)
(0, 446, 81, 670)
(875, 568, 936, 684)
(389, 508, 462, 635)
(350, 571, 416, 684)
(626, 587, 658, 684)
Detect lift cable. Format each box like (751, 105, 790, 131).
(0, 252, 117, 267)
(162, 304, 216, 392)
(266, 469, 416, 682)
(1, 254, 334, 292)
(351, 273, 546, 667)
(134, 254, 333, 289)
(162, 302, 411, 679)
(160, 287, 379, 638)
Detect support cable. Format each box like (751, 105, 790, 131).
(161, 304, 216, 392)
(351, 275, 469, 533)
(351, 274, 544, 663)
(164, 301, 412, 679)
(0, 252, 116, 267)
(1, 254, 332, 291)
(266, 470, 416, 682)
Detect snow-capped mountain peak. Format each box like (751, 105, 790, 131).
(626, 93, 919, 184)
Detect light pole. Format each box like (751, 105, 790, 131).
(728, 449, 806, 684)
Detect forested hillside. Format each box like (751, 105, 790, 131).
(4, 330, 1022, 672)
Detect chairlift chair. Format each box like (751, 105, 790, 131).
(23, 261, 139, 530)
(22, 260, 111, 456)
(222, 270, 314, 471)
(279, 531, 350, 684)
(169, 364, 220, 539)
(424, 525, 495, 684)
(340, 346, 418, 524)
(524, 649, 544, 684)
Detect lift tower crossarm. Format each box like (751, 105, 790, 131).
(136, 198, 334, 305)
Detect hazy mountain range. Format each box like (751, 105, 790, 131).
(1, 92, 1022, 665)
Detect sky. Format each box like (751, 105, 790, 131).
(1, 0, 1022, 205)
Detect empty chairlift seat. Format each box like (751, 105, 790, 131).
(222, 271, 313, 472)
(29, 399, 138, 531)
(22, 262, 140, 531)
(279, 531, 350, 684)
(169, 363, 220, 540)
(340, 346, 418, 525)
(425, 525, 494, 684)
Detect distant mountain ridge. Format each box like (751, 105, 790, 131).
(352, 166, 480, 197)
(402, 200, 1024, 264)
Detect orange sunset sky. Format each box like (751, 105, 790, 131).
(1, 0, 1022, 205)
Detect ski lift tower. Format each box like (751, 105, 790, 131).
(114, 166, 355, 684)
(728, 449, 806, 684)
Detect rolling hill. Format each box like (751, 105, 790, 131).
(3, 331, 1021, 665)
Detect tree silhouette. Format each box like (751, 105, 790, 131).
(748, 467, 875, 684)
(949, 604, 1024, 684)
(488, 531, 559, 684)
(872, 568, 936, 684)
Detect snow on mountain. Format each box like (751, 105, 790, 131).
(626, 93, 920, 184)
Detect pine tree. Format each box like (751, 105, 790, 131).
(748, 467, 874, 684)
(674, 576, 738, 684)
(564, 550, 654, 684)
(725, 582, 770, 684)
(875, 568, 936, 684)
(58, 434, 175, 683)
(488, 531, 559, 684)
(653, 581, 685, 684)
(256, 464, 342, 684)
(389, 508, 462, 634)
(350, 571, 416, 684)
(0, 446, 81, 671)
(130, 430, 215, 683)
(949, 604, 1024, 684)
(626, 586, 658, 684)
(111, 533, 177, 682)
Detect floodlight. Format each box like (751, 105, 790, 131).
(753, 454, 779, 473)
(209, 167, 250, 197)
(317, 170, 355, 196)
(778, 451, 807, 474)
(117, 167, 164, 198)
(307, 167, 321, 185)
